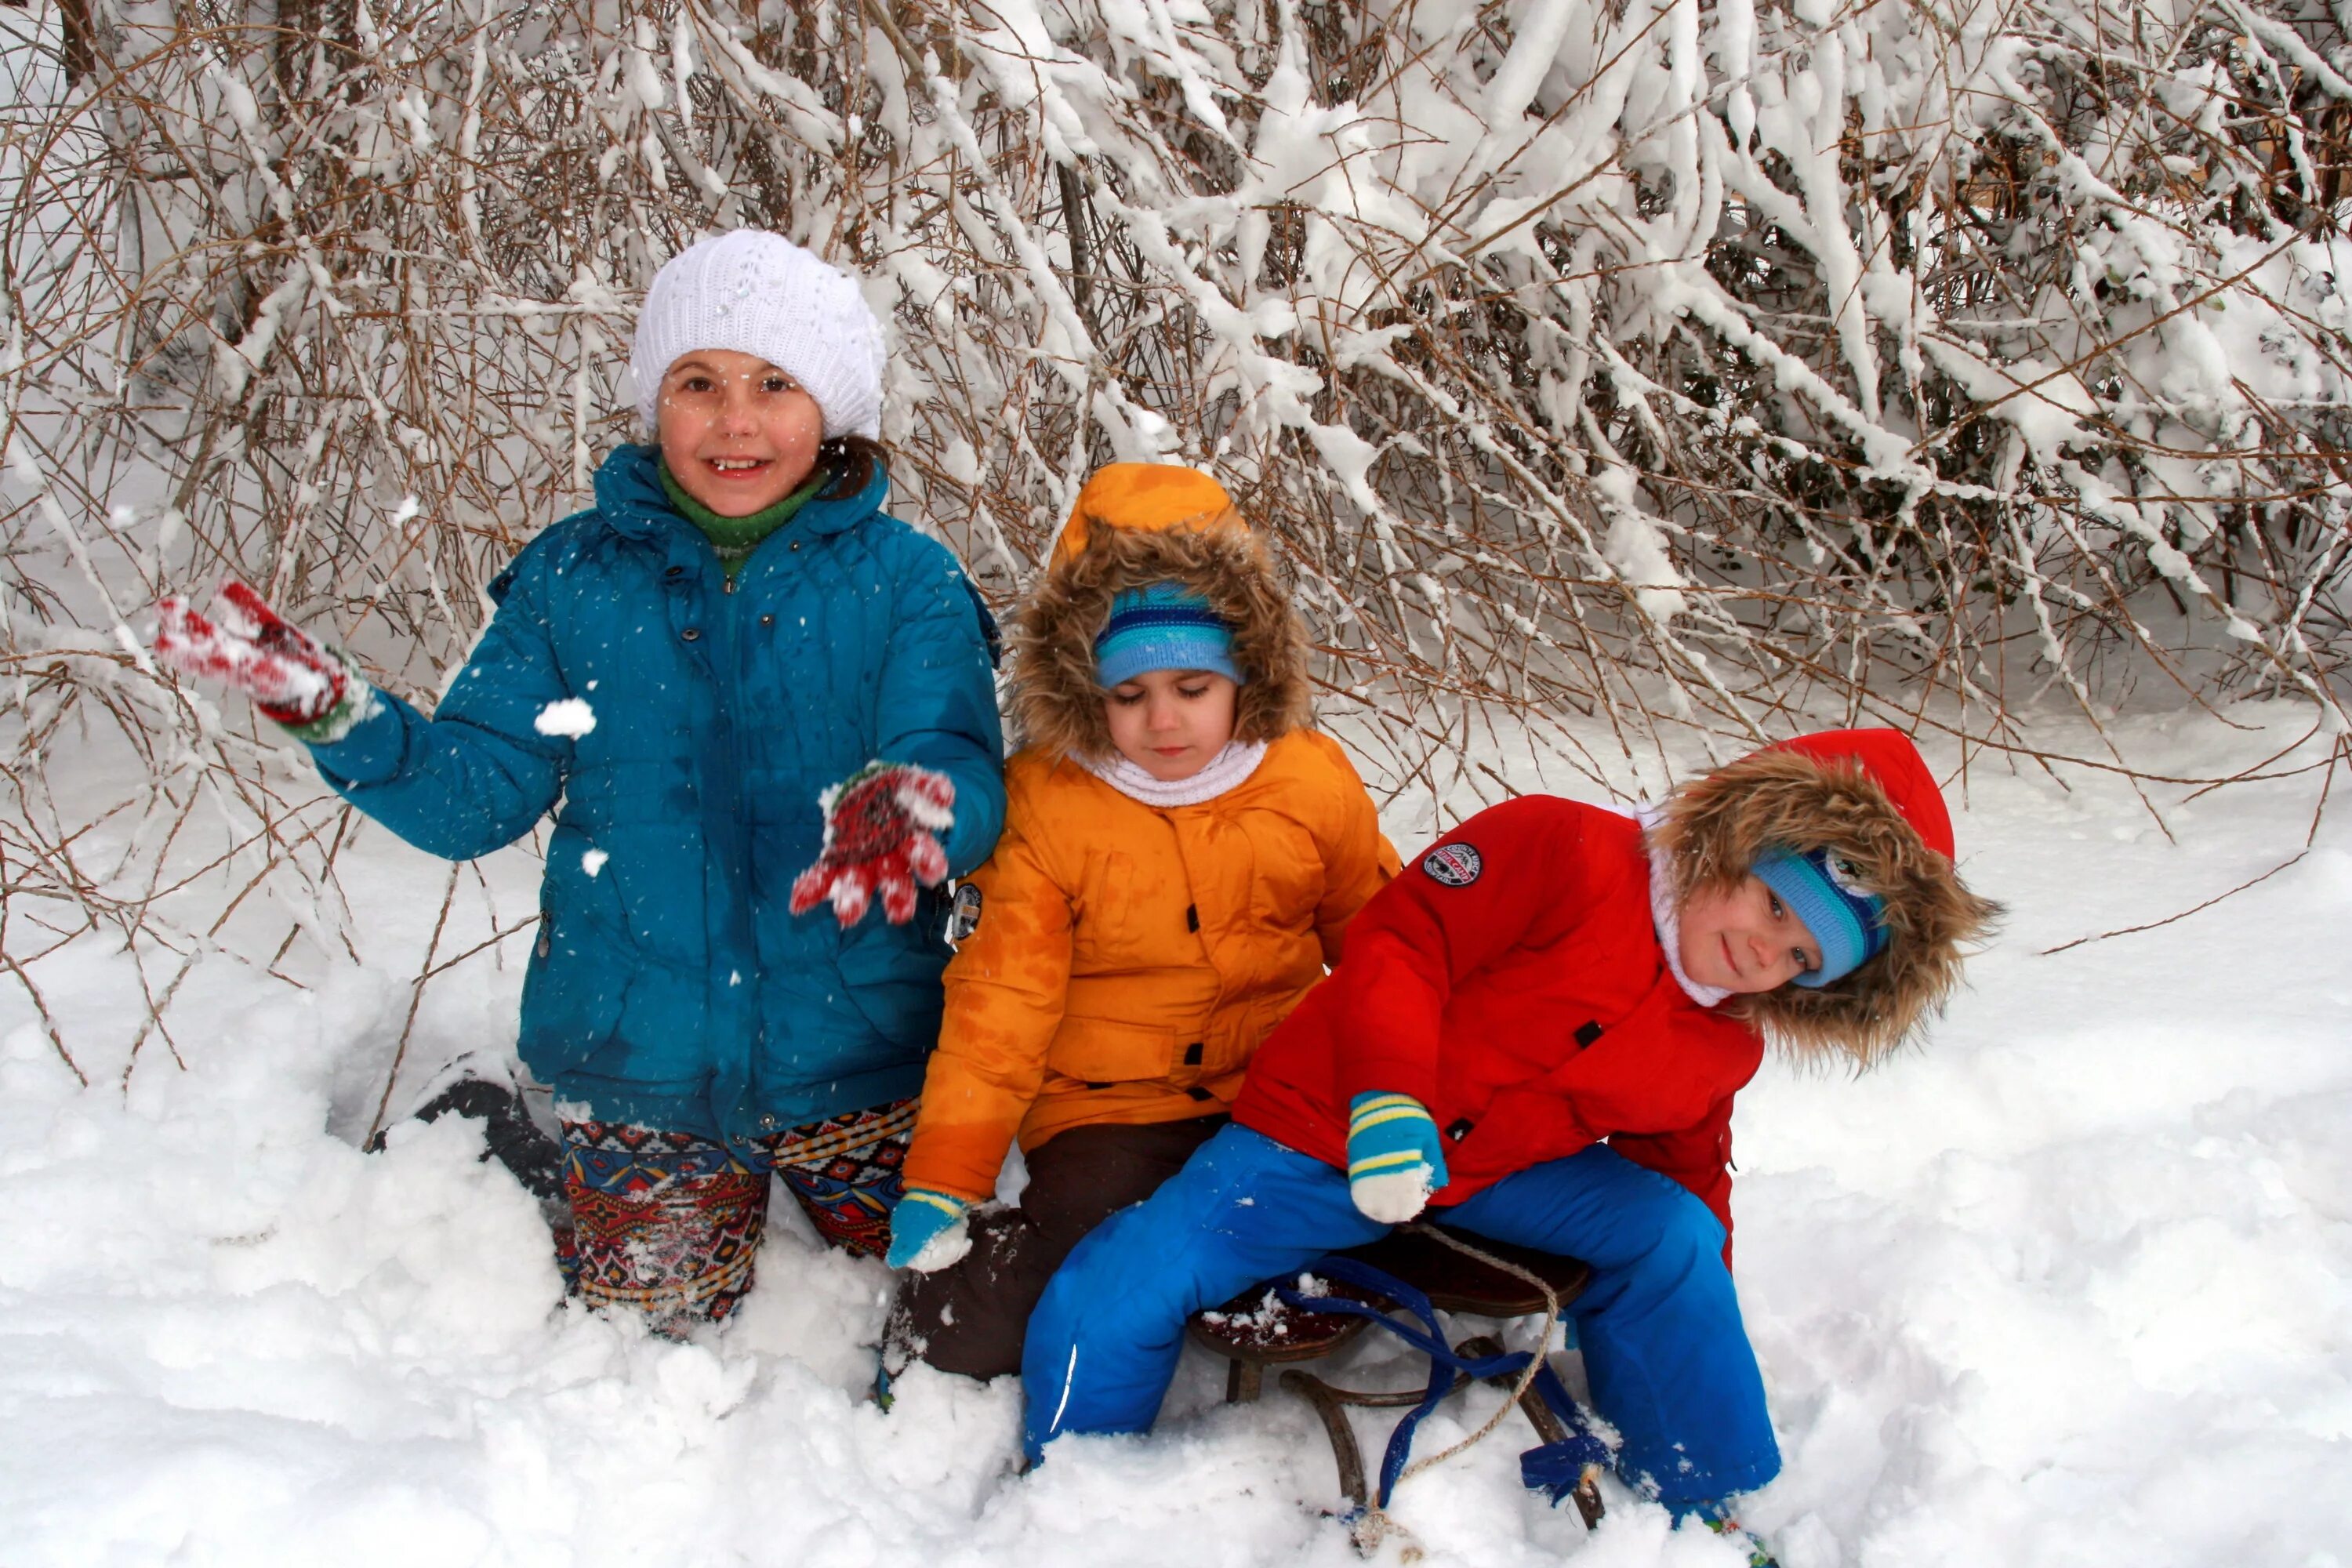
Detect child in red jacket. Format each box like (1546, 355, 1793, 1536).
(1019, 729, 1999, 1535)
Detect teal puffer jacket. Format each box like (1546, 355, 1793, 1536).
(308, 444, 1006, 1147)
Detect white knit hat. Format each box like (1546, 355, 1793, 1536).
(630, 230, 885, 441)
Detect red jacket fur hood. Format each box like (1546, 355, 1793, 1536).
(1232, 729, 1999, 1246)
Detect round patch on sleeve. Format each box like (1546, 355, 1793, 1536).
(949, 881, 984, 942)
(1419, 842, 1483, 887)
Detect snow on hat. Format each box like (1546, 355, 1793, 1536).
(1094, 583, 1244, 688)
(631, 230, 884, 440)
(1753, 845, 1889, 988)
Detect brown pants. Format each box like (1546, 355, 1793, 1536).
(886, 1116, 1225, 1380)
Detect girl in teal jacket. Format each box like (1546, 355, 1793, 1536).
(157, 232, 1006, 1329)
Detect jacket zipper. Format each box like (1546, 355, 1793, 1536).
(708, 552, 755, 1134)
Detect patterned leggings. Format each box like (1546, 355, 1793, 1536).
(560, 1098, 915, 1330)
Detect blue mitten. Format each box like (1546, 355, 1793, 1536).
(886, 1186, 972, 1271)
(1346, 1091, 1450, 1223)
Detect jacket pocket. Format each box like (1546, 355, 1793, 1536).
(1047, 1016, 1178, 1083)
(516, 826, 637, 1077)
(1242, 812, 1327, 927)
(833, 890, 952, 1049)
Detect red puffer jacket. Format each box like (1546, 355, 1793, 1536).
(1232, 795, 1763, 1243)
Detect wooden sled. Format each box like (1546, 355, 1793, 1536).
(1187, 1225, 1607, 1530)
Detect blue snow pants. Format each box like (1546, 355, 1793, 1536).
(1020, 1123, 1780, 1510)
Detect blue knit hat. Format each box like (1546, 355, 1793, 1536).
(1753, 847, 1889, 988)
(1094, 582, 1243, 688)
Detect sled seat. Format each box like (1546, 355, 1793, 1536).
(1188, 1225, 1603, 1530)
(1188, 1224, 1591, 1399)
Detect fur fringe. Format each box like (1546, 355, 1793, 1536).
(1011, 513, 1312, 760)
(1652, 747, 2004, 1068)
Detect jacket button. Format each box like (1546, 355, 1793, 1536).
(681, 627, 701, 641)
(789, 541, 801, 551)
(760, 613, 775, 626)
(759, 1115, 778, 1130)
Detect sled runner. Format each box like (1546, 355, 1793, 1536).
(1189, 1225, 1609, 1535)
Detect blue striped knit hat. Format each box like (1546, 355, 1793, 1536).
(1094, 582, 1243, 688)
(1753, 846, 1889, 988)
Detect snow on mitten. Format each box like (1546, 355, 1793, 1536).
(154, 575, 365, 738)
(788, 762, 956, 927)
(1346, 1091, 1450, 1224)
(885, 1186, 972, 1272)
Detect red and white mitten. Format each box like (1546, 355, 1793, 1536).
(153, 575, 352, 731)
(789, 763, 956, 927)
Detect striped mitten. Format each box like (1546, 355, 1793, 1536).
(1345, 1091, 1450, 1224)
(885, 1185, 972, 1272)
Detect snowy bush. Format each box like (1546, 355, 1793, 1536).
(2, 0, 2348, 1069)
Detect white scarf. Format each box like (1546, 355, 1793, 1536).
(1636, 802, 1731, 1009)
(1076, 739, 1269, 808)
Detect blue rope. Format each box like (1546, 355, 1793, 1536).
(1274, 1253, 1612, 1511)
(1517, 1356, 1616, 1505)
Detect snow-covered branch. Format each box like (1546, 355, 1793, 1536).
(2, 0, 2349, 1059)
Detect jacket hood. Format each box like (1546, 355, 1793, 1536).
(1011, 463, 1312, 760)
(1650, 728, 2002, 1066)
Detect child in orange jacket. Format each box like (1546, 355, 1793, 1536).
(880, 463, 1399, 1380)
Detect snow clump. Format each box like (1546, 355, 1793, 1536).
(534, 699, 596, 738)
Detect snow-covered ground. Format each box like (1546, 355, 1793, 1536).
(2, 703, 2346, 1568)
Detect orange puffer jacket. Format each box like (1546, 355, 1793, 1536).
(902, 731, 1399, 1202)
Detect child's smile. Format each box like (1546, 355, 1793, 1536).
(1677, 874, 1823, 993)
(657, 348, 826, 516)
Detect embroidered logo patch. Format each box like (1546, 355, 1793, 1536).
(1421, 842, 1483, 887)
(949, 882, 984, 942)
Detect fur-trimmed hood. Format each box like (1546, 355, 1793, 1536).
(1011, 464, 1312, 760)
(1650, 728, 2002, 1067)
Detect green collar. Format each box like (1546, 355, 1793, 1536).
(659, 461, 828, 554)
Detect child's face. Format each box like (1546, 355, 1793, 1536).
(1103, 669, 1239, 781)
(1677, 875, 1824, 993)
(656, 349, 825, 517)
